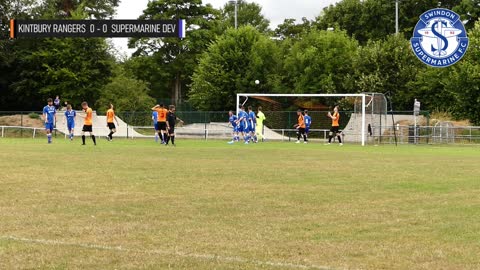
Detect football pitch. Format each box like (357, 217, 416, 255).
(1, 138, 479, 270)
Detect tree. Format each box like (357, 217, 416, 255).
(442, 19, 480, 124)
(128, 0, 223, 104)
(35, 0, 120, 19)
(274, 18, 311, 40)
(405, 67, 455, 113)
(405, 19, 480, 123)
(445, 62, 480, 124)
(454, 0, 480, 30)
(399, 0, 461, 34)
(0, 0, 117, 110)
(189, 26, 282, 111)
(0, 0, 44, 109)
(96, 68, 155, 112)
(315, 0, 369, 43)
(315, 0, 464, 43)
(123, 55, 172, 99)
(221, 0, 270, 33)
(282, 29, 358, 94)
(12, 38, 115, 107)
(353, 35, 423, 110)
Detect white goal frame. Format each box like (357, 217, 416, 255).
(237, 93, 367, 146)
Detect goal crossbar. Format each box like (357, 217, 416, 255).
(236, 93, 367, 146)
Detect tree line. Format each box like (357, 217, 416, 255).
(1, 0, 480, 124)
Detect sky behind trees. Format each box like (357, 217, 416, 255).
(113, 0, 338, 54)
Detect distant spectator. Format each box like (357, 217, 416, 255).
(54, 96, 60, 110)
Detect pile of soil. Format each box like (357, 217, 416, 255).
(0, 114, 45, 128)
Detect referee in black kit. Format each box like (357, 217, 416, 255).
(165, 105, 183, 146)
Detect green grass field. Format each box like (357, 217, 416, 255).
(1, 138, 480, 270)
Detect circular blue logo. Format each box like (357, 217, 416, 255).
(411, 8, 469, 67)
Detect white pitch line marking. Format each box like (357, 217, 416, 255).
(1, 235, 343, 270)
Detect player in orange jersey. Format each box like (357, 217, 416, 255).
(106, 104, 119, 141)
(294, 109, 307, 144)
(327, 105, 343, 145)
(151, 104, 168, 144)
(80, 101, 96, 146)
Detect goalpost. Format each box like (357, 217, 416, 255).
(236, 93, 368, 146)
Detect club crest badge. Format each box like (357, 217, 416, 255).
(411, 8, 469, 67)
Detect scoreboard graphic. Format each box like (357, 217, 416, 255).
(9, 19, 186, 39)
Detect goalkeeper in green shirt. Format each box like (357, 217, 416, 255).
(256, 107, 266, 142)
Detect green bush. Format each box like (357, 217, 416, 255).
(461, 129, 480, 136)
(28, 112, 40, 119)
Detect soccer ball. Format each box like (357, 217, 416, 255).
(255, 80, 260, 85)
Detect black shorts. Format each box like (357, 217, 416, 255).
(298, 127, 305, 134)
(330, 126, 340, 133)
(107, 123, 116, 130)
(82, 125, 93, 132)
(168, 126, 175, 135)
(158, 122, 167, 131)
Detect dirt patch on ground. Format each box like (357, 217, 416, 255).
(428, 112, 471, 126)
(0, 114, 45, 128)
(397, 118, 470, 127)
(429, 119, 471, 127)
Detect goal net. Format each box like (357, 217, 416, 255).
(236, 93, 388, 146)
(353, 93, 388, 144)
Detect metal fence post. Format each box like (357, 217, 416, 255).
(288, 113, 291, 131)
(470, 127, 472, 144)
(20, 113, 23, 138)
(204, 112, 207, 141)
